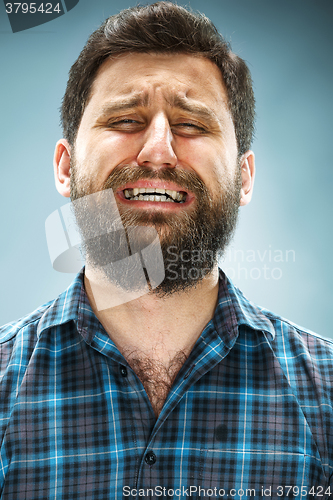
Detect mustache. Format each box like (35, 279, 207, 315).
(102, 164, 211, 198)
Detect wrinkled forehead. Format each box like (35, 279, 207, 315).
(87, 52, 230, 112)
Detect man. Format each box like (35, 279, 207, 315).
(1, 2, 332, 498)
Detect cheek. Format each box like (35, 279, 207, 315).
(76, 134, 141, 175)
(103, 133, 136, 154)
(178, 138, 211, 172)
(180, 144, 223, 191)
(195, 141, 238, 193)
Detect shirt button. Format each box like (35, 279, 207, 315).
(120, 366, 127, 377)
(144, 450, 157, 465)
(215, 424, 228, 442)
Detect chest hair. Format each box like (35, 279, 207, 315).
(125, 350, 188, 417)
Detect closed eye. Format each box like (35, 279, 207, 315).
(179, 122, 205, 129)
(106, 118, 145, 131)
(114, 119, 137, 124)
(105, 118, 208, 135)
(109, 119, 139, 125)
(173, 122, 208, 134)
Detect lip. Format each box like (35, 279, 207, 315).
(115, 180, 195, 209)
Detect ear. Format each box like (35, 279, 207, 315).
(239, 150, 255, 206)
(53, 139, 72, 198)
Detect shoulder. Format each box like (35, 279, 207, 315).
(258, 303, 333, 359)
(258, 304, 333, 381)
(0, 271, 84, 377)
(0, 270, 85, 348)
(0, 301, 54, 382)
(0, 301, 52, 344)
(223, 272, 333, 377)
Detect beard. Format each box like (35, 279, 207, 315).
(70, 157, 241, 298)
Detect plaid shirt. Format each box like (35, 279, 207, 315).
(0, 269, 333, 499)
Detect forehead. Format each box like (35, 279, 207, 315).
(86, 52, 230, 115)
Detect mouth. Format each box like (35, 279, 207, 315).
(123, 186, 187, 203)
(116, 181, 194, 209)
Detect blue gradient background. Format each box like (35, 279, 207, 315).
(1, 0, 332, 337)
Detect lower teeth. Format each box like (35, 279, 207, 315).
(128, 195, 178, 202)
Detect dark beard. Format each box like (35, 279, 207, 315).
(70, 162, 241, 298)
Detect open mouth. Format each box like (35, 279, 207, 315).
(123, 187, 187, 203)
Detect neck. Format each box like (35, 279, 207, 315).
(84, 264, 220, 363)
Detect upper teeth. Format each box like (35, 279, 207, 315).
(123, 187, 186, 202)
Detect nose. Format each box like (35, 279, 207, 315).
(137, 114, 177, 169)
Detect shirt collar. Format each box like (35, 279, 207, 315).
(37, 268, 275, 341)
(36, 270, 85, 338)
(220, 269, 275, 339)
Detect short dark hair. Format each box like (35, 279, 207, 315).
(61, 1, 255, 156)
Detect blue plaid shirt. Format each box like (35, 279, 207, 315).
(1, 269, 333, 499)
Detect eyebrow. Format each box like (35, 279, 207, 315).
(96, 92, 221, 127)
(97, 94, 149, 118)
(168, 95, 221, 126)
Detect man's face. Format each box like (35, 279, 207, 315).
(69, 53, 244, 295)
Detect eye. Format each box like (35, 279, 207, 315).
(174, 122, 207, 135)
(106, 118, 144, 131)
(108, 119, 138, 126)
(183, 123, 204, 129)
(114, 119, 137, 124)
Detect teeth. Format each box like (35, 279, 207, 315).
(124, 187, 186, 202)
